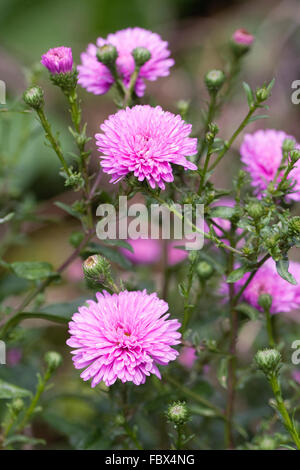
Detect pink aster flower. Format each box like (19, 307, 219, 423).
(78, 27, 174, 97)
(240, 129, 300, 201)
(232, 29, 254, 46)
(178, 346, 197, 369)
(41, 46, 73, 74)
(221, 258, 300, 314)
(95, 105, 198, 190)
(67, 290, 181, 386)
(120, 238, 161, 265)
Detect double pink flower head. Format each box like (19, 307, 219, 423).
(67, 290, 181, 387)
(95, 104, 198, 190)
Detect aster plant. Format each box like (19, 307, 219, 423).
(0, 25, 300, 452)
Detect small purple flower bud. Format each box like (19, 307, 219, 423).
(41, 46, 73, 74)
(232, 29, 255, 46)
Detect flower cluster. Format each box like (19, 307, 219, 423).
(78, 27, 174, 97)
(67, 290, 181, 386)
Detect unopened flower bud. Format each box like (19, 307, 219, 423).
(205, 70, 225, 95)
(197, 261, 214, 280)
(231, 29, 254, 57)
(44, 351, 62, 372)
(282, 138, 295, 153)
(246, 202, 264, 219)
(11, 398, 25, 413)
(258, 293, 272, 311)
(83, 254, 113, 288)
(96, 44, 118, 66)
(254, 348, 281, 378)
(255, 86, 269, 103)
(290, 149, 300, 164)
(288, 216, 300, 236)
(132, 47, 151, 67)
(232, 29, 254, 46)
(167, 401, 189, 426)
(23, 86, 44, 109)
(176, 100, 190, 119)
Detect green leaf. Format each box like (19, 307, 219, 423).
(3, 435, 45, 447)
(0, 297, 90, 339)
(227, 266, 248, 283)
(248, 115, 269, 123)
(243, 82, 254, 108)
(267, 78, 275, 93)
(102, 239, 134, 253)
(217, 358, 229, 389)
(0, 379, 32, 400)
(236, 303, 260, 321)
(0, 212, 14, 224)
(85, 243, 132, 269)
(54, 201, 81, 220)
(190, 405, 218, 417)
(10, 261, 55, 281)
(276, 258, 297, 285)
(209, 206, 235, 220)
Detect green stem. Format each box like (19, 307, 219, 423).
(124, 66, 139, 107)
(269, 374, 300, 449)
(197, 93, 217, 162)
(36, 108, 70, 176)
(65, 89, 93, 230)
(265, 308, 275, 347)
(208, 104, 258, 172)
(225, 233, 237, 449)
(17, 368, 52, 432)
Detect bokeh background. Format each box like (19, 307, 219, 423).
(0, 0, 299, 449)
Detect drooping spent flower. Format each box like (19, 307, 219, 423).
(221, 258, 300, 314)
(95, 105, 198, 189)
(67, 290, 181, 386)
(41, 46, 73, 74)
(78, 27, 174, 97)
(240, 129, 300, 201)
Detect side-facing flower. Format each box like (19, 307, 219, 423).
(67, 290, 181, 386)
(221, 258, 300, 314)
(41, 46, 73, 74)
(240, 129, 300, 201)
(78, 27, 174, 97)
(95, 105, 197, 190)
